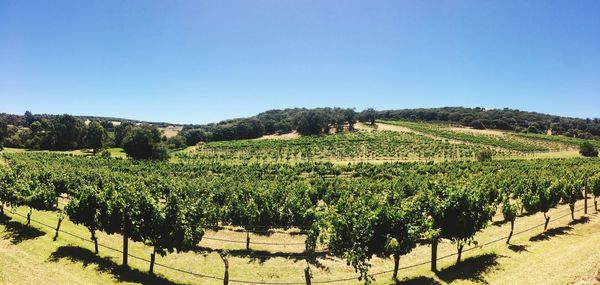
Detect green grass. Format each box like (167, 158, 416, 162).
(2, 200, 599, 284)
(0, 147, 88, 156)
(106, 147, 127, 158)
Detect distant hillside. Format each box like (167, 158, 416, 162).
(178, 107, 600, 146)
(2, 107, 599, 147)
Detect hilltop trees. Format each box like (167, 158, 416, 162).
(294, 110, 331, 135)
(359, 108, 377, 125)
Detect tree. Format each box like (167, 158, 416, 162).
(166, 135, 187, 150)
(114, 122, 135, 147)
(344, 109, 357, 131)
(580, 142, 598, 157)
(0, 119, 7, 150)
(181, 129, 211, 146)
(293, 110, 330, 136)
(471, 120, 486, 130)
(53, 115, 86, 150)
(24, 111, 36, 127)
(86, 121, 107, 155)
(122, 125, 169, 160)
(360, 108, 377, 125)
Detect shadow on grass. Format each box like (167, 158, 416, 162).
(507, 244, 528, 253)
(568, 216, 590, 226)
(435, 253, 500, 284)
(395, 276, 441, 285)
(529, 226, 572, 242)
(48, 246, 182, 285)
(0, 214, 46, 244)
(194, 246, 330, 269)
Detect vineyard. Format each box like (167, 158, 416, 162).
(186, 130, 505, 162)
(177, 121, 593, 164)
(1, 152, 600, 284)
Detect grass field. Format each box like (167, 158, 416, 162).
(1, 199, 598, 285)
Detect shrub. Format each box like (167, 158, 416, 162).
(476, 150, 493, 161)
(580, 142, 598, 157)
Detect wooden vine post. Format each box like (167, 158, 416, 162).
(430, 238, 438, 272)
(246, 230, 250, 251)
(54, 213, 64, 241)
(26, 207, 32, 226)
(123, 214, 129, 266)
(584, 177, 588, 215)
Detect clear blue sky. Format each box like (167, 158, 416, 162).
(1, 1, 599, 124)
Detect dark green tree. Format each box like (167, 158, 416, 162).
(86, 121, 108, 155)
(122, 125, 169, 160)
(580, 142, 598, 157)
(293, 110, 330, 136)
(0, 119, 7, 150)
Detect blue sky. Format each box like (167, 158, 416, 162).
(1, 1, 599, 124)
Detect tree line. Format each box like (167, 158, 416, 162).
(0, 112, 182, 160)
(2, 107, 599, 151)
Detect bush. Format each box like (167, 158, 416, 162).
(475, 150, 493, 161)
(98, 149, 111, 158)
(580, 142, 598, 157)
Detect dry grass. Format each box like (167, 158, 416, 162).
(256, 132, 301, 140)
(159, 126, 183, 138)
(448, 126, 507, 137)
